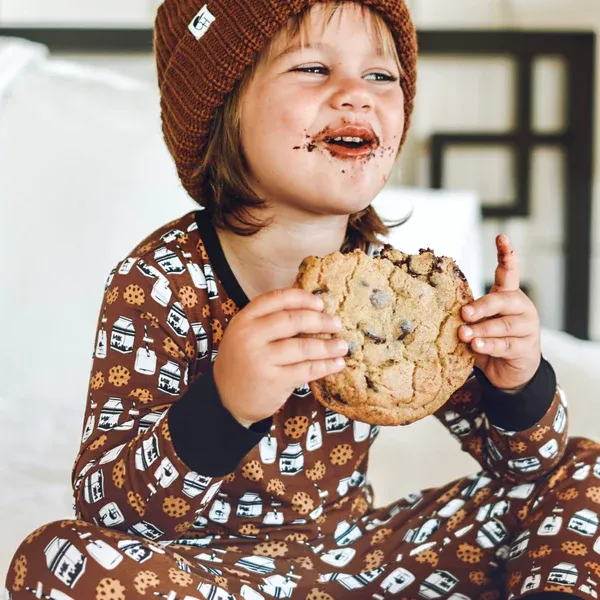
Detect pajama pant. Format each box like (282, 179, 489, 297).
(6, 437, 600, 600)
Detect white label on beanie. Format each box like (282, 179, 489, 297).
(188, 5, 216, 40)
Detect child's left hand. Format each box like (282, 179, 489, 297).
(458, 234, 541, 392)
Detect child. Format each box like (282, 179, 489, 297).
(6, 1, 600, 599)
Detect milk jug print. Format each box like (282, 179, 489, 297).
(135, 334, 157, 375)
(209, 497, 231, 524)
(353, 420, 370, 443)
(307, 411, 323, 451)
(95, 317, 107, 359)
(307, 421, 323, 452)
(538, 507, 564, 536)
(259, 434, 277, 464)
(118, 257, 137, 275)
(151, 276, 172, 307)
(264, 501, 284, 526)
(187, 261, 207, 289)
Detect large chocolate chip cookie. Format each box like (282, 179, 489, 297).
(294, 245, 475, 426)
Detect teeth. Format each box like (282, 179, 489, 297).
(331, 136, 366, 143)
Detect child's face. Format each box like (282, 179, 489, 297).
(240, 3, 405, 220)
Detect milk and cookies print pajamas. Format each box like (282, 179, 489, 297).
(6, 209, 600, 600)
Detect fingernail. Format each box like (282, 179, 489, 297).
(314, 297, 325, 310)
(462, 326, 473, 339)
(474, 338, 484, 349)
(333, 316, 343, 330)
(463, 306, 475, 317)
(334, 357, 345, 367)
(335, 339, 348, 352)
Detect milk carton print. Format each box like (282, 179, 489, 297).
(420, 570, 459, 598)
(158, 361, 182, 396)
(192, 322, 209, 359)
(325, 409, 349, 433)
(204, 264, 219, 299)
(127, 521, 164, 541)
(83, 470, 105, 505)
(154, 247, 185, 275)
(167, 302, 190, 338)
(568, 509, 599, 537)
(111, 317, 135, 353)
(280, 443, 304, 475)
(547, 562, 578, 586)
(44, 538, 86, 588)
(237, 492, 263, 518)
(160, 229, 185, 244)
(182, 472, 212, 499)
(476, 519, 508, 548)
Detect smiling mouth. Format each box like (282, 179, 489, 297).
(310, 125, 380, 160)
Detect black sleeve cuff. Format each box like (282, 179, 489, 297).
(476, 356, 557, 432)
(167, 364, 272, 477)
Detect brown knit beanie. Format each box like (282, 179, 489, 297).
(154, 0, 417, 203)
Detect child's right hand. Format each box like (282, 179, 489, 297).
(213, 288, 348, 428)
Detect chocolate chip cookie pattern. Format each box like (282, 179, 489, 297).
(294, 245, 475, 425)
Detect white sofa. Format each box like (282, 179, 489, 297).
(1, 37, 599, 581)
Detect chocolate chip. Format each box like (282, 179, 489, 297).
(364, 329, 386, 344)
(453, 264, 468, 283)
(398, 319, 415, 341)
(333, 392, 348, 404)
(400, 319, 414, 334)
(370, 289, 389, 309)
(347, 341, 359, 356)
(312, 289, 326, 295)
(359, 280, 370, 287)
(366, 378, 378, 391)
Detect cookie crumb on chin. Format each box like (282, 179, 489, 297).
(294, 246, 474, 426)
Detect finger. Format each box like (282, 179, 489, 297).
(258, 309, 342, 342)
(286, 357, 346, 386)
(491, 234, 520, 292)
(470, 336, 527, 358)
(458, 315, 532, 342)
(271, 337, 348, 366)
(462, 290, 529, 322)
(244, 288, 325, 319)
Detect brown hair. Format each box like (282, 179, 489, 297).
(195, 1, 409, 254)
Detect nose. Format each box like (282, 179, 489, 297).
(329, 77, 373, 112)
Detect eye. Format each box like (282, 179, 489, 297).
(292, 66, 329, 75)
(365, 72, 399, 83)
(292, 66, 399, 83)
